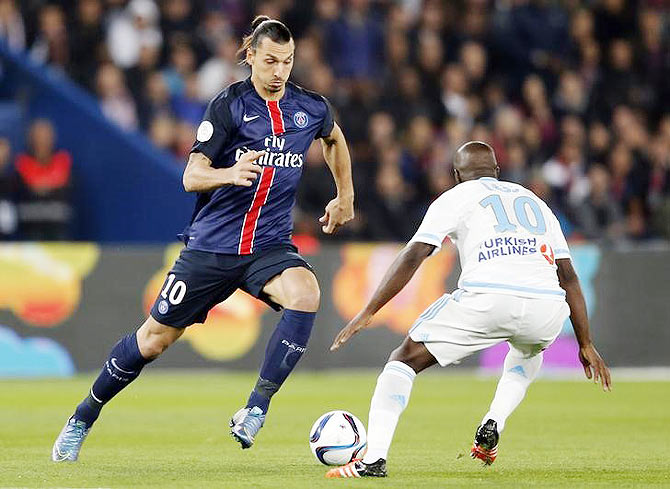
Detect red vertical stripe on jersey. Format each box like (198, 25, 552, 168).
(267, 100, 285, 135)
(238, 100, 284, 254)
(238, 167, 275, 254)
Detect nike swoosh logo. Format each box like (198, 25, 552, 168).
(53, 446, 69, 461)
(110, 358, 135, 374)
(243, 114, 260, 122)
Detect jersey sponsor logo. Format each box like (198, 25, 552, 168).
(196, 121, 214, 142)
(294, 111, 308, 128)
(234, 135, 304, 168)
(243, 114, 260, 122)
(158, 299, 169, 314)
(477, 237, 538, 262)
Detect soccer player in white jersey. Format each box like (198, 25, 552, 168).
(326, 141, 611, 478)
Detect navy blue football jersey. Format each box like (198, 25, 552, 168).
(183, 78, 334, 254)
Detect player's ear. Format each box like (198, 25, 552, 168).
(246, 48, 254, 66)
(454, 168, 461, 184)
(495, 165, 500, 178)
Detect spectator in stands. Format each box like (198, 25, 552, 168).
(0, 137, 18, 239)
(0, 0, 25, 52)
(417, 30, 445, 104)
(521, 75, 558, 150)
(572, 164, 624, 242)
(70, 0, 106, 91)
(162, 36, 197, 97)
(172, 120, 196, 161)
(138, 71, 172, 130)
(197, 35, 248, 101)
(587, 121, 611, 165)
(15, 120, 72, 241)
(441, 64, 470, 128)
(608, 142, 645, 238)
(160, 0, 199, 42)
(381, 65, 441, 129)
(107, 0, 162, 69)
(593, 0, 636, 48)
(595, 39, 639, 116)
(501, 140, 529, 185)
(125, 44, 161, 110)
(492, 0, 569, 87)
(148, 114, 176, 154)
(460, 41, 488, 94)
(96, 63, 138, 131)
(29, 4, 69, 71)
(7, 0, 670, 245)
(542, 140, 589, 215)
(320, 0, 384, 81)
(364, 144, 423, 241)
(554, 70, 588, 118)
(646, 136, 670, 239)
(171, 73, 205, 126)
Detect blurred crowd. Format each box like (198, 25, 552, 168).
(2, 0, 670, 244)
(0, 122, 73, 240)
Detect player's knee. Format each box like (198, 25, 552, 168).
(388, 338, 436, 374)
(138, 337, 169, 360)
(285, 283, 320, 312)
(388, 345, 410, 364)
(136, 318, 181, 359)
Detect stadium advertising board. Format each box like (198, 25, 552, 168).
(0, 243, 668, 376)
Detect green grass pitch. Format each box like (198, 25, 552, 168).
(1, 371, 669, 488)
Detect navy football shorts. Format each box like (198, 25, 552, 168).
(149, 244, 313, 328)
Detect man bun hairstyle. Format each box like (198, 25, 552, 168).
(237, 15, 293, 62)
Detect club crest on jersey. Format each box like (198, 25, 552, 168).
(294, 111, 308, 128)
(540, 244, 555, 265)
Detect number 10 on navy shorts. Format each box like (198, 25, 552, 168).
(150, 244, 312, 328)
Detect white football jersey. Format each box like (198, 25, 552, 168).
(409, 177, 570, 300)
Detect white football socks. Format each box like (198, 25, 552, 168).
(482, 346, 543, 433)
(362, 360, 416, 464)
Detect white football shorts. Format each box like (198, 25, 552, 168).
(408, 289, 570, 366)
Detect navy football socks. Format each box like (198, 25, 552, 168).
(74, 332, 150, 426)
(246, 309, 315, 414)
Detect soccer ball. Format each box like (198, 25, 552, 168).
(308, 410, 367, 466)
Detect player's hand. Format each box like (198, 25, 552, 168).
(320, 195, 354, 234)
(330, 311, 372, 351)
(578, 343, 612, 392)
(227, 150, 265, 186)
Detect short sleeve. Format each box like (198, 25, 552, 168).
(315, 96, 335, 140)
(191, 96, 233, 161)
(548, 211, 571, 259)
(408, 190, 461, 252)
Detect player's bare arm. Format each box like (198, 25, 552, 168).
(556, 258, 612, 391)
(182, 150, 265, 192)
(319, 122, 354, 234)
(331, 242, 435, 350)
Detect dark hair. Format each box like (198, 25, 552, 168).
(237, 15, 293, 62)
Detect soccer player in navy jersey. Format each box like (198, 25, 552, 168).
(52, 16, 355, 461)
